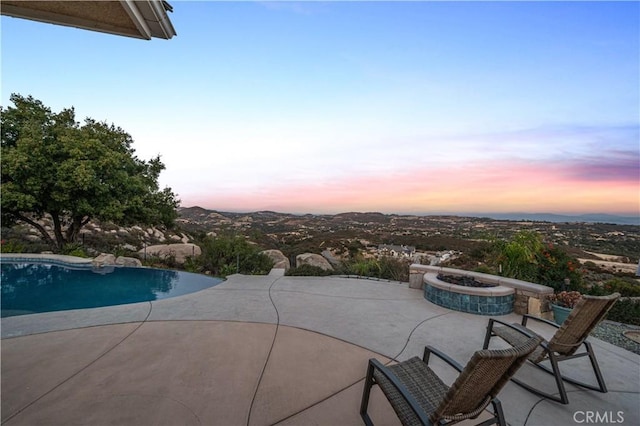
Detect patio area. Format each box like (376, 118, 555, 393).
(2, 270, 639, 425)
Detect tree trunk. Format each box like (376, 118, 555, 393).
(50, 212, 67, 250)
(15, 213, 57, 249)
(65, 215, 90, 244)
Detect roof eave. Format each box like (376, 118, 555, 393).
(121, 0, 176, 40)
(0, 0, 176, 40)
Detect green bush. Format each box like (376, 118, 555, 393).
(286, 264, 334, 276)
(0, 239, 25, 253)
(586, 278, 640, 298)
(61, 243, 89, 258)
(492, 231, 543, 282)
(603, 278, 640, 297)
(141, 254, 177, 269)
(346, 258, 380, 277)
(474, 264, 494, 274)
(197, 235, 273, 277)
(182, 256, 200, 273)
(535, 244, 584, 291)
(487, 231, 584, 292)
(343, 256, 409, 281)
(606, 299, 640, 326)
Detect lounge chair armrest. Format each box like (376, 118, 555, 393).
(423, 345, 464, 372)
(487, 318, 538, 339)
(368, 359, 432, 426)
(521, 314, 560, 329)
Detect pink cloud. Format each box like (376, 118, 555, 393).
(558, 152, 639, 182)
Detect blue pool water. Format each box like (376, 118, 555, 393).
(1, 262, 223, 317)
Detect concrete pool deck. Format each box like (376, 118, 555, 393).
(2, 270, 639, 425)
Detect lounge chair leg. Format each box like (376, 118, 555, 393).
(547, 344, 608, 393)
(510, 375, 569, 405)
(475, 399, 506, 426)
(548, 353, 569, 404)
(491, 399, 506, 426)
(483, 319, 495, 349)
(586, 342, 608, 393)
(360, 361, 375, 426)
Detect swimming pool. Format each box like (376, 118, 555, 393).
(1, 262, 223, 317)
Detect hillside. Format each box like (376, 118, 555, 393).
(177, 207, 640, 261)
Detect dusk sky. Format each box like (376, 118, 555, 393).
(2, 1, 639, 216)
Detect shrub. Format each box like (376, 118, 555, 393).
(603, 278, 640, 297)
(586, 278, 640, 297)
(197, 235, 273, 277)
(535, 244, 584, 291)
(606, 299, 640, 326)
(377, 256, 410, 281)
(492, 231, 543, 281)
(141, 254, 177, 269)
(0, 239, 25, 253)
(286, 265, 334, 276)
(345, 258, 380, 277)
(487, 231, 584, 292)
(474, 264, 494, 274)
(343, 256, 409, 281)
(61, 243, 89, 258)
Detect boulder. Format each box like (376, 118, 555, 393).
(261, 249, 290, 270)
(321, 250, 342, 267)
(93, 253, 116, 268)
(138, 243, 201, 265)
(296, 253, 333, 271)
(115, 256, 142, 267)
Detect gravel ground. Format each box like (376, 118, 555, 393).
(592, 320, 640, 355)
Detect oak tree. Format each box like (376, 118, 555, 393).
(1, 94, 179, 250)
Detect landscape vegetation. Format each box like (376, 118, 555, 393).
(2, 95, 639, 329)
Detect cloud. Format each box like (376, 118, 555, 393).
(559, 151, 639, 182)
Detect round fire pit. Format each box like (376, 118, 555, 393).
(424, 272, 514, 315)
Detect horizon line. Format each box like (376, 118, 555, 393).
(179, 206, 639, 224)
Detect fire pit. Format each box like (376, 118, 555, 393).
(424, 272, 514, 315)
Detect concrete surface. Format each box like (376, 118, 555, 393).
(2, 272, 639, 425)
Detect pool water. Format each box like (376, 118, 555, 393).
(1, 262, 223, 317)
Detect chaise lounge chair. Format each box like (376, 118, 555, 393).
(360, 336, 541, 426)
(483, 293, 620, 404)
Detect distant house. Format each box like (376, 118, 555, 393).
(378, 244, 415, 258)
(1, 0, 176, 40)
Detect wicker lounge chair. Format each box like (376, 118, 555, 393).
(483, 293, 620, 404)
(360, 336, 541, 426)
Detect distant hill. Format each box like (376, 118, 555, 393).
(460, 212, 639, 226)
(181, 207, 638, 226)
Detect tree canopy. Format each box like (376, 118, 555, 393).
(1, 94, 179, 250)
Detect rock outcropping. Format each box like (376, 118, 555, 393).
(261, 249, 290, 270)
(93, 253, 142, 268)
(296, 253, 333, 271)
(115, 256, 143, 267)
(92, 253, 116, 268)
(138, 243, 201, 265)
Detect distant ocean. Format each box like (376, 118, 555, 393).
(459, 213, 639, 226)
